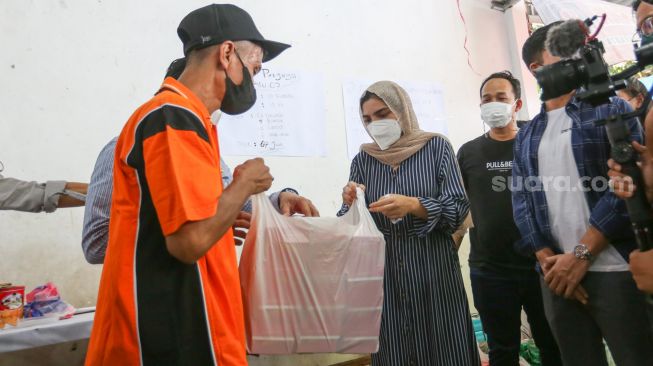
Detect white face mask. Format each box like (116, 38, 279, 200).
(480, 101, 516, 129)
(366, 119, 402, 150)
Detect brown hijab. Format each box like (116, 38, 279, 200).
(360, 81, 443, 169)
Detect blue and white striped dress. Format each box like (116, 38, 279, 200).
(339, 137, 480, 366)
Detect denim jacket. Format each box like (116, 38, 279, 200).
(511, 95, 643, 261)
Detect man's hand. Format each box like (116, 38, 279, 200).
(165, 160, 270, 264)
(608, 141, 653, 202)
(536, 248, 588, 304)
(58, 182, 88, 208)
(544, 253, 590, 301)
(342, 182, 365, 206)
(232, 211, 251, 246)
(369, 194, 426, 220)
(232, 158, 273, 195)
(536, 247, 556, 275)
(279, 192, 320, 217)
(630, 249, 653, 294)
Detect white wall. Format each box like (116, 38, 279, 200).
(0, 0, 529, 362)
(506, 1, 542, 119)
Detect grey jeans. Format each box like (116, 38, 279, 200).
(540, 271, 653, 366)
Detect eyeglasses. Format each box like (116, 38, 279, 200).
(638, 15, 653, 38)
(234, 47, 263, 76)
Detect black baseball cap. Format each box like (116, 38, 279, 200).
(177, 4, 291, 62)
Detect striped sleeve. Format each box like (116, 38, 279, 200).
(413, 138, 469, 237)
(337, 154, 364, 217)
(511, 129, 552, 255)
(81, 137, 117, 264)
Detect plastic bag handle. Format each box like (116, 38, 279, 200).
(251, 192, 276, 217)
(336, 187, 371, 229)
(353, 187, 367, 212)
(252, 187, 368, 225)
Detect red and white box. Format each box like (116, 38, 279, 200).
(0, 284, 25, 329)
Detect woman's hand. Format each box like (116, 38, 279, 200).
(342, 182, 366, 206)
(369, 194, 426, 220)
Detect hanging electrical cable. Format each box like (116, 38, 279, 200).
(457, 0, 482, 76)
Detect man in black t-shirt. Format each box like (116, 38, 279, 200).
(457, 71, 561, 366)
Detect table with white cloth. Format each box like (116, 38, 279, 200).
(0, 308, 94, 353)
(0, 308, 94, 366)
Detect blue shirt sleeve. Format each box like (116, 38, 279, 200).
(511, 129, 553, 256)
(81, 138, 117, 264)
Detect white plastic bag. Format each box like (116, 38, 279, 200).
(239, 188, 385, 354)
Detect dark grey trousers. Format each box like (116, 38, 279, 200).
(540, 271, 653, 366)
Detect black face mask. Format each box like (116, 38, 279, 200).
(221, 51, 257, 115)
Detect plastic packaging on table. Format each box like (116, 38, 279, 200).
(23, 282, 75, 319)
(239, 188, 386, 354)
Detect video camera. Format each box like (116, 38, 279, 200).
(536, 15, 653, 106)
(536, 15, 653, 254)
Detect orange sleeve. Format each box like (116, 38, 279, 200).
(142, 106, 220, 236)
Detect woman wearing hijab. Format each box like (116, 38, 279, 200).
(339, 81, 479, 366)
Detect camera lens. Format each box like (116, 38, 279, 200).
(636, 43, 653, 69)
(535, 59, 584, 101)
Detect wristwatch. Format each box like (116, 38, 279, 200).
(277, 188, 299, 208)
(280, 188, 299, 195)
(573, 244, 594, 261)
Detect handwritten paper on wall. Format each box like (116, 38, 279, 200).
(218, 68, 327, 157)
(342, 79, 448, 160)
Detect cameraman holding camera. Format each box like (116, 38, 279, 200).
(514, 22, 653, 366)
(609, 0, 653, 297)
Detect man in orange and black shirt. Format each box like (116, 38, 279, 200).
(86, 4, 292, 365)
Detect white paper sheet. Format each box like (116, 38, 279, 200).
(342, 79, 448, 160)
(218, 68, 327, 157)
